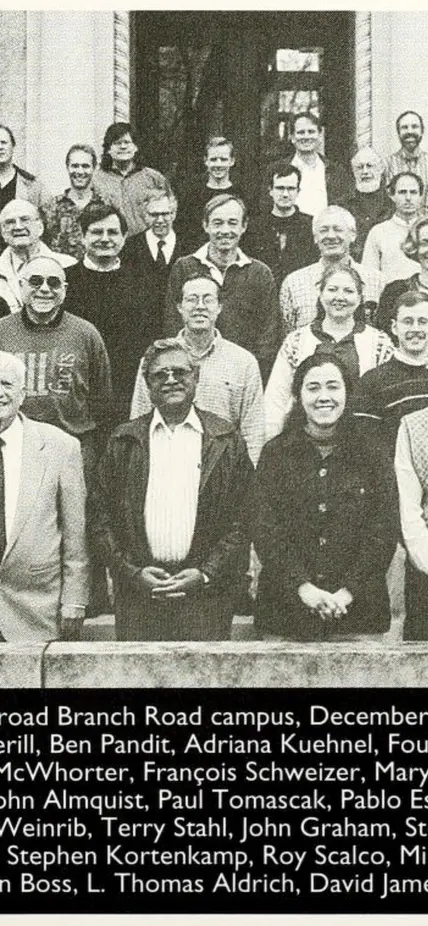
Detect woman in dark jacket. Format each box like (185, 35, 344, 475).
(254, 353, 398, 640)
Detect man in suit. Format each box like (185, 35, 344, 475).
(122, 189, 183, 321)
(89, 337, 251, 641)
(0, 351, 88, 641)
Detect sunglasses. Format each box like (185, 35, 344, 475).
(150, 366, 194, 383)
(25, 275, 64, 290)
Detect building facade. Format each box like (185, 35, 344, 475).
(0, 11, 426, 196)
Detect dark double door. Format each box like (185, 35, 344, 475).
(131, 10, 355, 201)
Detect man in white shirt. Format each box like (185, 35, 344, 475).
(89, 337, 251, 640)
(131, 275, 265, 465)
(0, 351, 88, 641)
(362, 171, 423, 283)
(0, 199, 75, 313)
(289, 113, 349, 219)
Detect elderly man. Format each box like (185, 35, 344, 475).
(131, 274, 264, 465)
(362, 172, 423, 283)
(280, 205, 384, 335)
(64, 202, 160, 422)
(0, 199, 75, 313)
(44, 144, 105, 260)
(385, 111, 428, 209)
(122, 189, 184, 317)
(0, 350, 88, 641)
(89, 337, 251, 641)
(344, 146, 391, 260)
(164, 194, 282, 385)
(247, 163, 317, 287)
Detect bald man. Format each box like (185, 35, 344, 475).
(0, 199, 75, 313)
(0, 350, 88, 641)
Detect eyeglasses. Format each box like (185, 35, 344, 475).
(150, 366, 194, 383)
(24, 275, 63, 290)
(182, 295, 218, 307)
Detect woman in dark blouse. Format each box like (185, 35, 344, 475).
(254, 354, 398, 640)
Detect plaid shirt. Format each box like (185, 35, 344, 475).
(279, 258, 385, 335)
(44, 189, 104, 260)
(130, 329, 265, 466)
(385, 148, 428, 208)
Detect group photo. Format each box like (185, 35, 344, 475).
(0, 9, 427, 687)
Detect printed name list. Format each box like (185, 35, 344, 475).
(1, 690, 428, 913)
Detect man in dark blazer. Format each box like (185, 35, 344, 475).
(89, 337, 252, 641)
(122, 189, 184, 315)
(0, 351, 88, 641)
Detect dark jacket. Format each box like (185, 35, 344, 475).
(164, 252, 283, 385)
(88, 408, 252, 639)
(121, 231, 185, 327)
(253, 419, 398, 637)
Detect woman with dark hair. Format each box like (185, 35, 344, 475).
(92, 122, 170, 236)
(265, 264, 393, 440)
(377, 215, 428, 334)
(254, 354, 397, 641)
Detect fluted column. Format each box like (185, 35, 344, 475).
(113, 12, 130, 122)
(355, 12, 372, 149)
(25, 11, 115, 193)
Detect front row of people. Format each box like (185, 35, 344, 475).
(1, 303, 428, 643)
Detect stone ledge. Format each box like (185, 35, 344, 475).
(39, 641, 428, 689)
(0, 644, 45, 688)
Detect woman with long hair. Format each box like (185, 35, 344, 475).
(265, 264, 393, 440)
(254, 353, 398, 640)
(92, 122, 170, 236)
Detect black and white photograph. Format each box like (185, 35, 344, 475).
(0, 4, 427, 917)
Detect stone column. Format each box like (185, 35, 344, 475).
(371, 12, 428, 158)
(26, 11, 115, 194)
(355, 12, 372, 149)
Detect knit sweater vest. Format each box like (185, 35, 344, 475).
(402, 409, 428, 524)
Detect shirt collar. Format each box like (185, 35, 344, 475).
(392, 212, 420, 228)
(315, 256, 357, 284)
(150, 405, 203, 437)
(0, 412, 23, 447)
(193, 242, 252, 268)
(83, 255, 121, 272)
(394, 348, 428, 366)
(177, 327, 220, 359)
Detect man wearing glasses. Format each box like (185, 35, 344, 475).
(0, 199, 75, 313)
(89, 337, 251, 641)
(131, 274, 264, 466)
(0, 255, 111, 482)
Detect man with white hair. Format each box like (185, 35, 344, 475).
(280, 205, 385, 335)
(344, 146, 391, 260)
(0, 199, 75, 313)
(0, 350, 88, 641)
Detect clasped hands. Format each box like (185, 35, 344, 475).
(140, 566, 204, 599)
(298, 582, 353, 622)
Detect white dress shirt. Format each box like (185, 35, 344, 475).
(0, 414, 23, 545)
(144, 406, 203, 563)
(146, 228, 176, 264)
(292, 152, 328, 218)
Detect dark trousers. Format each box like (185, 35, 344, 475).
(404, 560, 428, 640)
(115, 585, 233, 642)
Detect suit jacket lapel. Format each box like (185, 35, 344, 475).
(3, 418, 45, 561)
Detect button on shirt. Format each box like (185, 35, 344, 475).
(0, 414, 23, 544)
(144, 406, 203, 563)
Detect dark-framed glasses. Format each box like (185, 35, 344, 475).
(25, 275, 64, 290)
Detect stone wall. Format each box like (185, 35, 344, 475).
(1, 640, 426, 689)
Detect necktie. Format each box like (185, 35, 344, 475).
(0, 438, 6, 561)
(156, 239, 167, 267)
